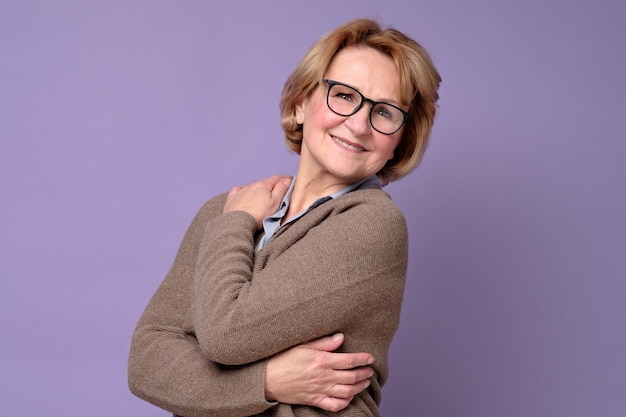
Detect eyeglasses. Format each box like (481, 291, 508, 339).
(322, 79, 409, 135)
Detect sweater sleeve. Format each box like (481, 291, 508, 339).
(192, 194, 408, 368)
(128, 196, 277, 417)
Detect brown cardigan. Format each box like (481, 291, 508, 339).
(128, 188, 408, 416)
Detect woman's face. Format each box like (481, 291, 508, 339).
(295, 46, 404, 188)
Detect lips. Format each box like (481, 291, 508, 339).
(331, 135, 366, 152)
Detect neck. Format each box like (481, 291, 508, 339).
(286, 169, 350, 220)
(285, 182, 329, 218)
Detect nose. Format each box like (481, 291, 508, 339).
(344, 103, 372, 136)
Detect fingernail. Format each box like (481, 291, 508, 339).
(367, 356, 375, 365)
(332, 333, 342, 342)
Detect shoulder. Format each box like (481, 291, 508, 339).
(196, 192, 229, 219)
(177, 192, 229, 241)
(309, 189, 407, 250)
(332, 188, 406, 228)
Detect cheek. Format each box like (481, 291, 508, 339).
(386, 145, 396, 160)
(310, 101, 332, 123)
(380, 136, 401, 161)
(302, 97, 340, 130)
(315, 111, 339, 131)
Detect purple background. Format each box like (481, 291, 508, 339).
(1, 1, 625, 416)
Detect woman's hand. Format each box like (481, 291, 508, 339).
(265, 333, 375, 412)
(223, 175, 293, 229)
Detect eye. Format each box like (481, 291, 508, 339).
(329, 83, 359, 101)
(333, 90, 356, 102)
(373, 104, 394, 120)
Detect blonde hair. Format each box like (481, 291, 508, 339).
(280, 18, 441, 184)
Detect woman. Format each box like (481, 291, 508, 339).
(128, 18, 440, 417)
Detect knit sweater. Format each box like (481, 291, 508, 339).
(128, 188, 408, 417)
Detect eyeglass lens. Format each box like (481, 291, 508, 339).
(326, 82, 405, 134)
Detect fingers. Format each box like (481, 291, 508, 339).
(258, 174, 292, 190)
(302, 333, 344, 352)
(331, 365, 375, 386)
(223, 175, 292, 228)
(313, 378, 372, 412)
(230, 175, 292, 193)
(303, 333, 375, 369)
(264, 337, 376, 410)
(271, 175, 292, 198)
(226, 185, 242, 197)
(315, 396, 352, 413)
(324, 351, 375, 370)
(328, 378, 371, 399)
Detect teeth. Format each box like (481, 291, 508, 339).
(332, 136, 364, 152)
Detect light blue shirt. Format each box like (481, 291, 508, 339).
(257, 175, 382, 250)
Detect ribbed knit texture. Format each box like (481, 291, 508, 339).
(128, 188, 408, 417)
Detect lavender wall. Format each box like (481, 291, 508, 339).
(1, 1, 624, 416)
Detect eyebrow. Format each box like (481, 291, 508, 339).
(334, 80, 405, 108)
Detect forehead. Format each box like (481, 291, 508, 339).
(324, 46, 402, 103)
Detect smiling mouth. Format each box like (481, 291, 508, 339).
(331, 136, 365, 152)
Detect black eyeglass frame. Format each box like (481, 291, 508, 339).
(322, 79, 409, 135)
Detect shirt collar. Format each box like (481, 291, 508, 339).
(257, 175, 381, 250)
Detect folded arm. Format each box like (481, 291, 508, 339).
(192, 195, 408, 367)
(128, 195, 383, 416)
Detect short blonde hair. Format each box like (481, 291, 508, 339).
(280, 18, 441, 184)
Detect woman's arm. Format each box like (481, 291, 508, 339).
(128, 196, 273, 417)
(128, 195, 377, 416)
(192, 190, 408, 367)
(130, 319, 374, 417)
(266, 333, 375, 413)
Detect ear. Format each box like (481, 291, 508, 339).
(295, 101, 305, 125)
